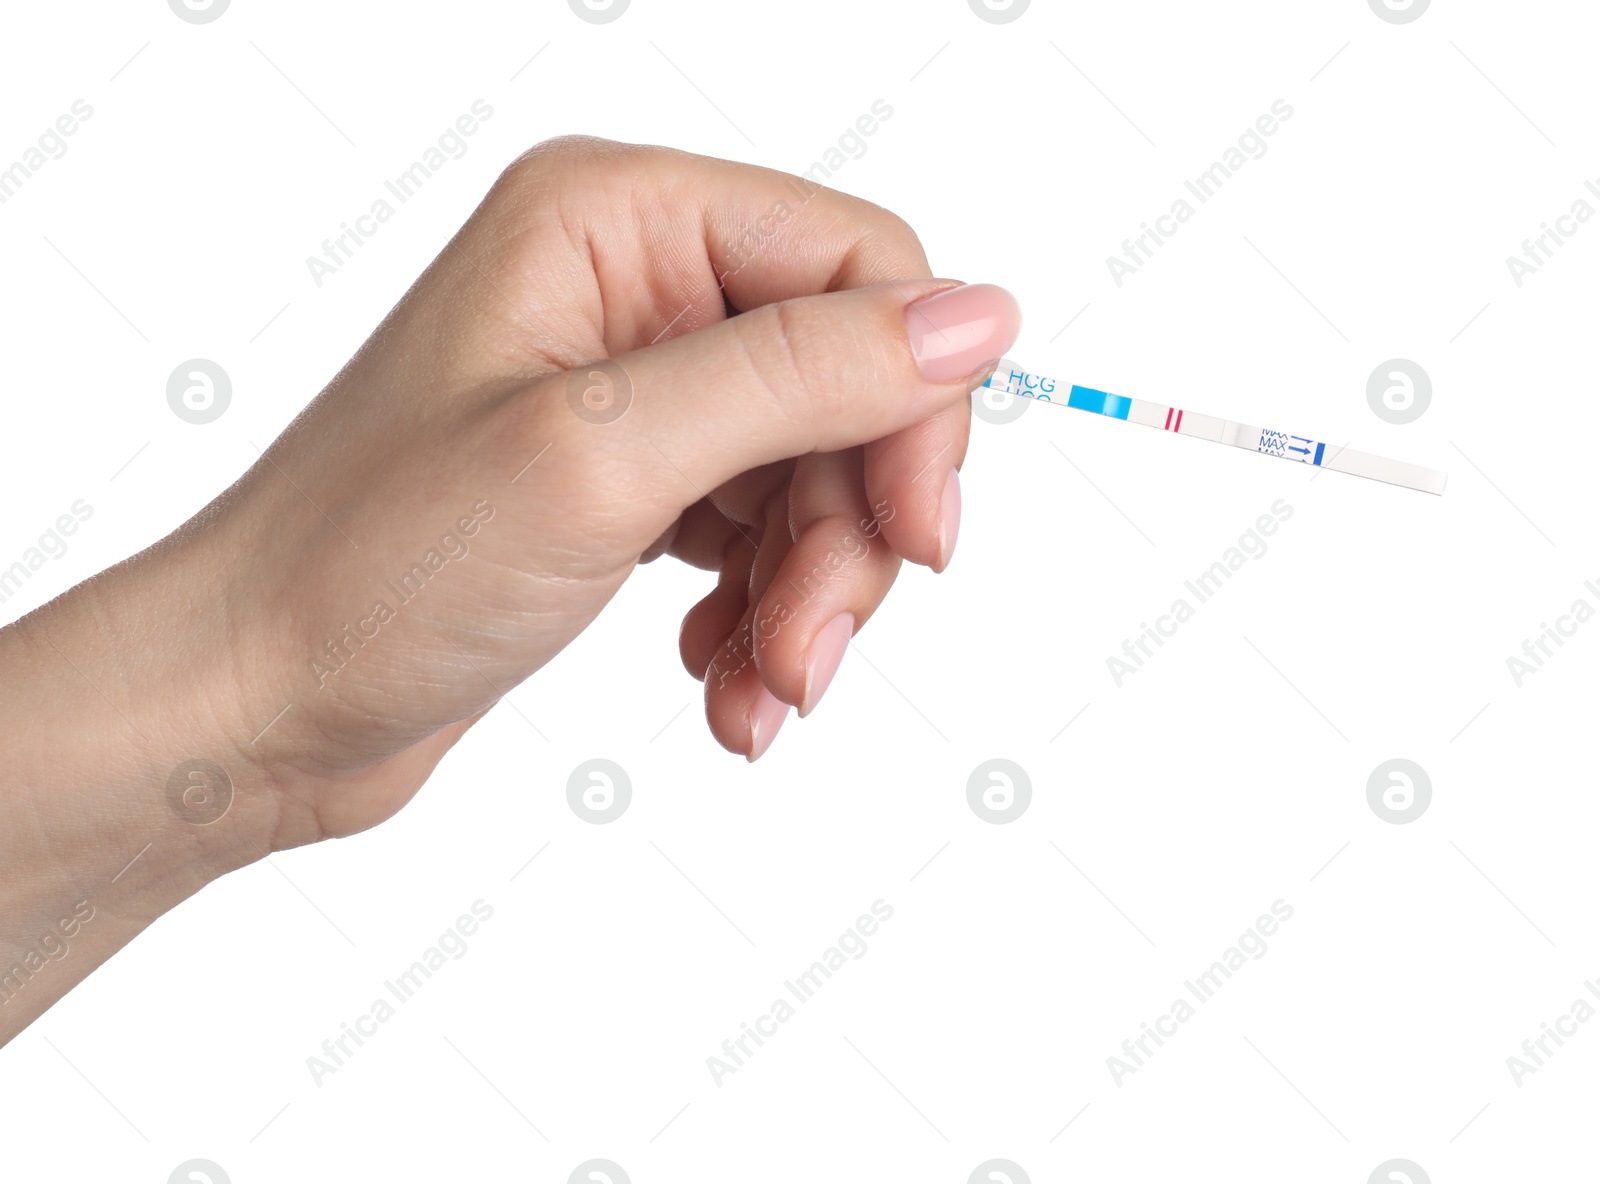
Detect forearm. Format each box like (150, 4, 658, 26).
(0, 539, 271, 1043)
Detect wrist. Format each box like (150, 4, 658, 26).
(0, 536, 286, 1038)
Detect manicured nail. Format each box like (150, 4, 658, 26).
(801, 612, 855, 717)
(937, 468, 961, 572)
(747, 687, 789, 761)
(905, 283, 1022, 383)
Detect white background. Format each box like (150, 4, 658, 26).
(1, 1, 1596, 1181)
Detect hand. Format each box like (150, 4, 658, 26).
(217, 136, 1020, 845)
(0, 138, 1019, 1038)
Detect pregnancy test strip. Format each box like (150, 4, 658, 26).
(982, 363, 1447, 495)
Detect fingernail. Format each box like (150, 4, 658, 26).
(905, 283, 1022, 383)
(801, 611, 855, 717)
(747, 687, 789, 761)
(937, 468, 961, 572)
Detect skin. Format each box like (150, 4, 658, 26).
(0, 137, 1016, 1043)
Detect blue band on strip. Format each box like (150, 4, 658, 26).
(1313, 441, 1325, 466)
(1068, 385, 1131, 420)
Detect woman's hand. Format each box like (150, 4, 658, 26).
(0, 138, 1018, 1038)
(218, 136, 1019, 845)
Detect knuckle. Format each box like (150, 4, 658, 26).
(870, 206, 924, 253)
(841, 203, 930, 279)
(492, 136, 645, 208)
(500, 135, 619, 184)
(809, 513, 890, 574)
(737, 298, 849, 428)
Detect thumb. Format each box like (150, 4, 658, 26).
(549, 280, 1022, 497)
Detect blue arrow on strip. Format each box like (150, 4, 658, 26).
(1288, 445, 1311, 455)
